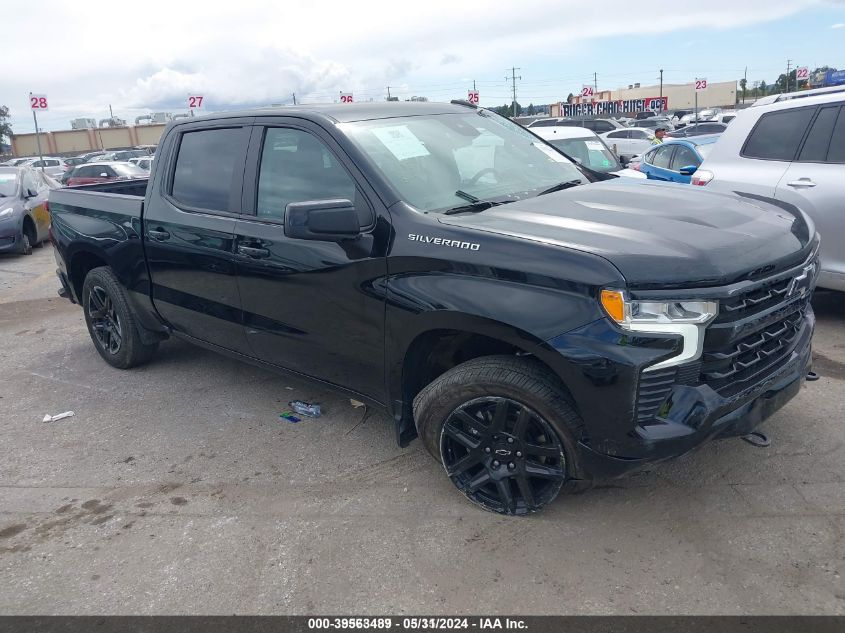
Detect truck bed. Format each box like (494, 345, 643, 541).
(49, 179, 148, 218)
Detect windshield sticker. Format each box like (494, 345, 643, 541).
(372, 125, 430, 161)
(532, 143, 566, 162)
(585, 140, 606, 151)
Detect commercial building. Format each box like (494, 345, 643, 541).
(11, 124, 166, 157)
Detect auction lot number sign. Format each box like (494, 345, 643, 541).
(340, 93, 354, 103)
(695, 78, 708, 92)
(796, 67, 809, 81)
(30, 94, 49, 110)
(188, 95, 204, 109)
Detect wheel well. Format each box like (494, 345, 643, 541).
(399, 329, 574, 444)
(69, 251, 107, 300)
(21, 215, 36, 242)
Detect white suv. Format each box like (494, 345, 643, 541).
(694, 86, 845, 292)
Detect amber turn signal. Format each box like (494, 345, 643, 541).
(600, 289, 626, 323)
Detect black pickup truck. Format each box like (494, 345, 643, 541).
(49, 102, 819, 515)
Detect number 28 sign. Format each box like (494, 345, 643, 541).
(188, 95, 204, 109)
(30, 94, 49, 111)
(340, 93, 353, 103)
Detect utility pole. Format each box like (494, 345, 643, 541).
(109, 104, 114, 119)
(505, 67, 521, 117)
(387, 86, 392, 101)
(785, 59, 792, 93)
(29, 93, 44, 170)
(292, 92, 297, 105)
(473, 79, 476, 91)
(659, 69, 663, 101)
(594, 72, 598, 95)
(742, 67, 747, 103)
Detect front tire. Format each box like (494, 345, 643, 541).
(82, 267, 158, 369)
(414, 356, 583, 516)
(19, 233, 32, 255)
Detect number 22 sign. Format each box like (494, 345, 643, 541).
(30, 94, 49, 110)
(188, 95, 204, 109)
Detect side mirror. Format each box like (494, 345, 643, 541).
(285, 199, 360, 242)
(679, 165, 698, 176)
(24, 188, 38, 198)
(618, 155, 631, 166)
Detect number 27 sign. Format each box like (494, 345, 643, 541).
(188, 95, 204, 109)
(30, 94, 49, 110)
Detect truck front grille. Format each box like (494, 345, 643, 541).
(700, 300, 809, 398)
(715, 276, 792, 323)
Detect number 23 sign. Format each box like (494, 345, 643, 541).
(695, 78, 708, 92)
(188, 95, 204, 109)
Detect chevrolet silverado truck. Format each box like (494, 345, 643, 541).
(49, 102, 819, 515)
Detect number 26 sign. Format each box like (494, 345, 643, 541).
(30, 94, 49, 110)
(188, 95, 204, 109)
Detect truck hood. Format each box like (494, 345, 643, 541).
(437, 179, 814, 287)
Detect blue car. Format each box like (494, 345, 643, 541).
(638, 135, 720, 184)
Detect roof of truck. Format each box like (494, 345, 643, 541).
(184, 101, 472, 124)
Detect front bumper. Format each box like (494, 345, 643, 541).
(575, 318, 812, 479)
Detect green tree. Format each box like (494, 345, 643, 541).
(512, 101, 522, 116)
(527, 103, 536, 115)
(0, 106, 12, 147)
(566, 93, 575, 103)
(759, 80, 768, 95)
(739, 78, 747, 103)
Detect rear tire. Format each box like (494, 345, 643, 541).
(414, 355, 584, 515)
(82, 267, 158, 369)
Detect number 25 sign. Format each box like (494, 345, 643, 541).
(467, 91, 479, 104)
(188, 95, 204, 109)
(30, 94, 49, 110)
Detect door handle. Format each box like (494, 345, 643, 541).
(237, 244, 271, 259)
(147, 228, 170, 241)
(787, 178, 817, 188)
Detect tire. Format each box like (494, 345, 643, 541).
(82, 266, 159, 369)
(19, 232, 32, 255)
(414, 355, 584, 516)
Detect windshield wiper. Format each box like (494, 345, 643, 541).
(536, 179, 583, 197)
(443, 190, 511, 215)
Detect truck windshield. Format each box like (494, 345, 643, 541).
(343, 111, 587, 213)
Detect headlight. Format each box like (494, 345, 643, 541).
(601, 289, 718, 371)
(0, 207, 15, 219)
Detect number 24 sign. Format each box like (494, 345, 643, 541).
(188, 95, 204, 109)
(580, 86, 594, 99)
(30, 94, 49, 110)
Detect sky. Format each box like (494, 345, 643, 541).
(2, 0, 844, 134)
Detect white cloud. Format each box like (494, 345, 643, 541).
(832, 22, 845, 27)
(0, 0, 824, 132)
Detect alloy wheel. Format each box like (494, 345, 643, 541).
(439, 396, 566, 515)
(87, 286, 123, 355)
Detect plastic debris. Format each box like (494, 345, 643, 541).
(289, 400, 321, 418)
(280, 411, 301, 423)
(350, 399, 365, 408)
(43, 411, 75, 422)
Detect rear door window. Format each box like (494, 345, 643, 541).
(827, 108, 845, 163)
(742, 107, 816, 161)
(798, 106, 839, 162)
(170, 127, 248, 213)
(670, 145, 700, 170)
(651, 145, 674, 168)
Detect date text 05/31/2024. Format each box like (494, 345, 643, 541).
(307, 617, 528, 630)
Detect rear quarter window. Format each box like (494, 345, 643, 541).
(741, 107, 816, 161)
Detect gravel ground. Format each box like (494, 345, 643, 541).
(0, 244, 843, 615)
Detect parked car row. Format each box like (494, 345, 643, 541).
(0, 165, 58, 254)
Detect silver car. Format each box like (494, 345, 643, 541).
(600, 127, 656, 159)
(25, 157, 69, 179)
(695, 86, 845, 291)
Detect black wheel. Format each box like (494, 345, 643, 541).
(19, 232, 32, 255)
(415, 356, 583, 515)
(82, 267, 158, 369)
